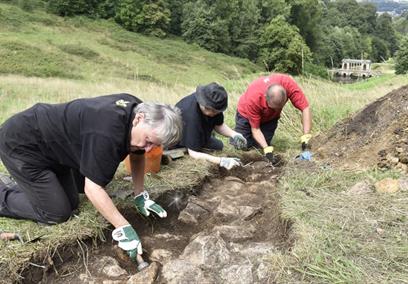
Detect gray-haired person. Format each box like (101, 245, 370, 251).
(0, 93, 182, 261)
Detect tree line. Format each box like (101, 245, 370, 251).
(7, 0, 408, 75)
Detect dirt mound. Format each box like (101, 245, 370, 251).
(314, 85, 408, 172)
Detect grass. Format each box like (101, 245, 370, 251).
(0, 2, 408, 283)
(270, 164, 408, 283)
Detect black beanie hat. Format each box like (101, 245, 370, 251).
(195, 82, 228, 112)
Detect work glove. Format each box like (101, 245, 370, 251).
(134, 191, 167, 218)
(112, 225, 142, 261)
(263, 146, 280, 165)
(219, 157, 242, 170)
(231, 133, 247, 150)
(300, 134, 312, 151)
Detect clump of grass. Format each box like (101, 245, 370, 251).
(269, 163, 408, 283)
(57, 44, 99, 60)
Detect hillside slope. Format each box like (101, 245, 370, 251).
(0, 3, 260, 86)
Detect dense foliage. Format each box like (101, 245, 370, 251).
(8, 0, 408, 75)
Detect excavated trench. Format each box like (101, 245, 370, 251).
(22, 158, 294, 283)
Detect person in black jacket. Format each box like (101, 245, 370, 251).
(176, 83, 247, 170)
(0, 93, 182, 261)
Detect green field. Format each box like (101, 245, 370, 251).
(0, 3, 407, 283)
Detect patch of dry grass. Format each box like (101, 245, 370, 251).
(269, 160, 408, 283)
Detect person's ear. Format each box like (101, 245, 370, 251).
(133, 113, 145, 126)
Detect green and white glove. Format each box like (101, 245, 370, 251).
(231, 133, 247, 150)
(134, 191, 167, 218)
(219, 157, 242, 170)
(112, 225, 142, 261)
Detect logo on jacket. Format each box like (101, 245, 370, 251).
(115, 99, 130, 108)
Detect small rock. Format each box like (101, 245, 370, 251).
(376, 227, 385, 235)
(215, 200, 239, 219)
(375, 178, 400, 193)
(127, 262, 159, 284)
(230, 242, 276, 259)
(150, 249, 174, 263)
(225, 176, 245, 183)
(220, 264, 253, 284)
(396, 163, 408, 172)
(399, 177, 408, 192)
(256, 262, 273, 281)
(96, 256, 127, 278)
(386, 153, 399, 165)
(346, 181, 372, 195)
(396, 147, 404, 153)
(178, 202, 208, 225)
(238, 205, 263, 220)
(103, 281, 123, 284)
(213, 224, 256, 241)
(181, 232, 231, 268)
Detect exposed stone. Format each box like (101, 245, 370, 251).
(161, 260, 214, 284)
(150, 249, 174, 263)
(213, 224, 256, 241)
(79, 273, 94, 284)
(399, 177, 408, 192)
(375, 178, 400, 193)
(95, 256, 127, 278)
(181, 232, 231, 268)
(102, 281, 123, 284)
(251, 161, 270, 171)
(256, 262, 273, 282)
(178, 202, 208, 224)
(220, 264, 253, 284)
(127, 262, 159, 284)
(230, 242, 277, 259)
(238, 205, 263, 220)
(214, 200, 239, 219)
(225, 176, 245, 183)
(346, 180, 372, 195)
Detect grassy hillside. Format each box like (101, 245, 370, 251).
(0, 2, 408, 283)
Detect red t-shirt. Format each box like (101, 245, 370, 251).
(237, 74, 309, 128)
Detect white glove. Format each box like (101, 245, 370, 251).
(219, 157, 242, 170)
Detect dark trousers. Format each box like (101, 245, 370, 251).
(203, 136, 223, 151)
(0, 149, 84, 224)
(234, 111, 278, 148)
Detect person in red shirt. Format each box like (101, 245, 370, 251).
(233, 73, 312, 163)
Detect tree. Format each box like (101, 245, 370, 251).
(258, 16, 311, 74)
(370, 36, 389, 62)
(395, 36, 408, 74)
(115, 0, 170, 37)
(229, 0, 261, 60)
(181, 0, 231, 53)
(375, 13, 398, 55)
(287, 0, 323, 52)
(46, 0, 98, 16)
(134, 0, 171, 37)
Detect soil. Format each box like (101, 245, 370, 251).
(313, 85, 408, 172)
(20, 155, 293, 283)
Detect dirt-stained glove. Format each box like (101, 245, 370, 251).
(220, 157, 242, 170)
(134, 191, 167, 218)
(300, 134, 312, 151)
(231, 133, 247, 150)
(112, 225, 142, 260)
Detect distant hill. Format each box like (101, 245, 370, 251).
(360, 0, 408, 16)
(0, 2, 261, 87)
